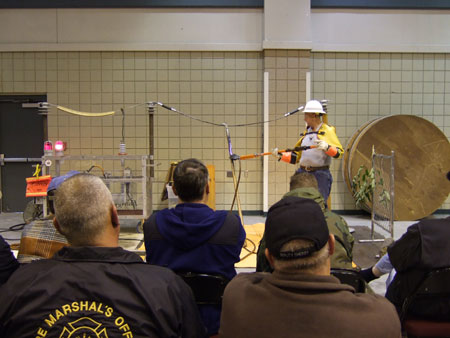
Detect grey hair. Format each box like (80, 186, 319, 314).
(272, 238, 329, 273)
(289, 172, 319, 191)
(54, 173, 113, 246)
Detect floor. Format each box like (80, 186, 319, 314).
(1, 211, 449, 296)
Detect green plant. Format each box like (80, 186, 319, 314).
(351, 165, 375, 209)
(352, 165, 390, 209)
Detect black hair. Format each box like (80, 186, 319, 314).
(173, 158, 209, 202)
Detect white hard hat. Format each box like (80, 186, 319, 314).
(303, 100, 326, 114)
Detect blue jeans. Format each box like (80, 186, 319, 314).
(296, 168, 332, 208)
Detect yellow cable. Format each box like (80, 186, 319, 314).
(57, 105, 115, 117)
(32, 164, 41, 177)
(87, 165, 106, 177)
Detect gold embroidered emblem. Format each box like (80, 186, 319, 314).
(59, 317, 108, 338)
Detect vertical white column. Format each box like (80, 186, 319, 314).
(305, 71, 311, 129)
(306, 71, 311, 102)
(263, 71, 269, 212)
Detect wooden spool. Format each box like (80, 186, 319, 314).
(343, 115, 450, 221)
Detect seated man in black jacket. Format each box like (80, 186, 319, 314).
(361, 216, 450, 319)
(0, 173, 207, 338)
(0, 235, 19, 285)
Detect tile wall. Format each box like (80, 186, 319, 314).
(0, 51, 265, 212)
(311, 52, 450, 210)
(0, 51, 449, 212)
(264, 49, 310, 207)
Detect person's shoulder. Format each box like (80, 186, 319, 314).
(2, 258, 58, 288)
(213, 210, 242, 226)
(212, 209, 229, 216)
(130, 265, 197, 296)
(228, 272, 268, 287)
(321, 123, 336, 132)
(337, 292, 401, 332)
(0, 235, 11, 249)
(18, 257, 58, 270)
(223, 273, 269, 300)
(218, 210, 242, 220)
(324, 208, 340, 221)
(353, 293, 401, 328)
(132, 263, 183, 282)
(150, 208, 173, 219)
(133, 261, 173, 274)
(352, 292, 398, 312)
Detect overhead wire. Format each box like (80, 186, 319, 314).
(151, 101, 303, 128)
(43, 100, 303, 128)
(40, 100, 308, 258)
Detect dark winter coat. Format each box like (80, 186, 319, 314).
(0, 246, 207, 338)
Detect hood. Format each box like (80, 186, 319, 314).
(283, 187, 326, 212)
(155, 203, 227, 250)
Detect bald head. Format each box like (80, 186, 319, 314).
(54, 173, 117, 246)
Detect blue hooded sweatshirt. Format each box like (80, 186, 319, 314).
(144, 203, 246, 335)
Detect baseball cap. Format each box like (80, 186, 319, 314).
(265, 196, 329, 259)
(47, 170, 80, 192)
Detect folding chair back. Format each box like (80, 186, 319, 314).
(401, 267, 450, 337)
(177, 272, 229, 305)
(331, 268, 366, 293)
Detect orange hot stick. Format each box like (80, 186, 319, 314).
(238, 145, 317, 161)
(239, 152, 274, 160)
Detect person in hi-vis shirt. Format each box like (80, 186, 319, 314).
(280, 100, 344, 208)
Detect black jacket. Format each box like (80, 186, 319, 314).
(0, 246, 207, 338)
(0, 235, 19, 285)
(386, 216, 450, 318)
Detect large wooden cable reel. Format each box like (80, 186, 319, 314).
(344, 115, 450, 221)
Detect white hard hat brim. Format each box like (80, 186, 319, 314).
(303, 110, 326, 114)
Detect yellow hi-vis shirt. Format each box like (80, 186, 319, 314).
(292, 123, 344, 163)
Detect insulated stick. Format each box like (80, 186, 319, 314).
(222, 123, 244, 224)
(239, 151, 275, 161)
(239, 146, 318, 161)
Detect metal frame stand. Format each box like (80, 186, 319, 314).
(359, 149, 395, 243)
(41, 154, 153, 220)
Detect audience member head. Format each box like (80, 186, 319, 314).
(289, 172, 319, 191)
(264, 196, 334, 274)
(53, 173, 119, 247)
(47, 170, 80, 215)
(172, 158, 209, 203)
